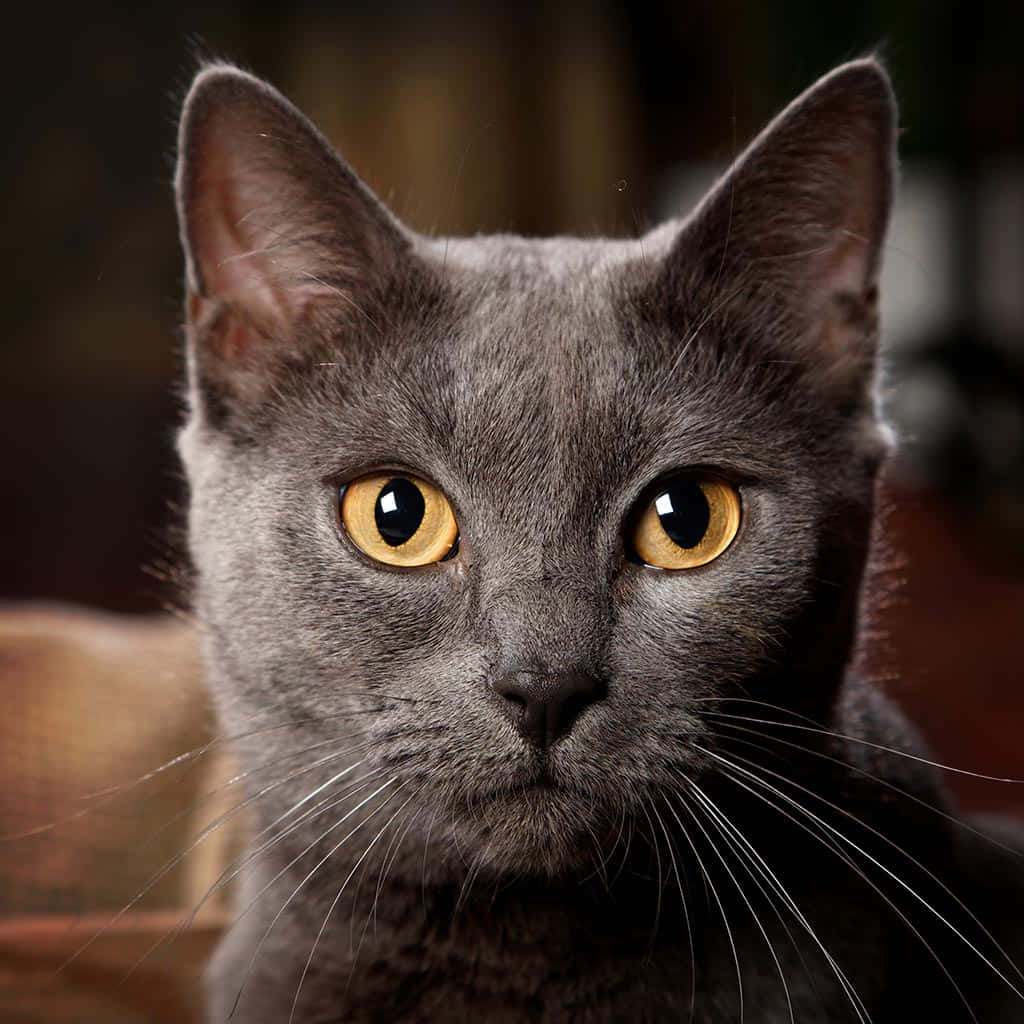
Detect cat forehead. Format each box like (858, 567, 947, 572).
(420, 229, 676, 283)
(292, 230, 799, 494)
(409, 228, 678, 372)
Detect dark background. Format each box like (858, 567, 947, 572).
(2, 2, 1023, 812)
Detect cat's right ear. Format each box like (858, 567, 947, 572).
(175, 64, 408, 414)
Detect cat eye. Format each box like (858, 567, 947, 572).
(339, 474, 459, 567)
(629, 475, 741, 570)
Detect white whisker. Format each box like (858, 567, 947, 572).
(660, 790, 745, 1020)
(686, 779, 868, 1023)
(699, 744, 1022, 1018)
(123, 762, 385, 980)
(698, 702, 1024, 784)
(289, 788, 418, 1023)
(229, 777, 401, 1017)
(674, 785, 795, 1024)
(648, 799, 697, 1016)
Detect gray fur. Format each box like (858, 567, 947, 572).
(174, 60, 1024, 1022)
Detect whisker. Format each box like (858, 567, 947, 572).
(344, 793, 417, 962)
(453, 842, 489, 919)
(687, 778, 873, 1023)
(674, 785, 795, 1024)
(289, 788, 418, 1024)
(420, 803, 441, 913)
(713, 763, 969, 1021)
(229, 776, 402, 1018)
(59, 743, 376, 975)
(700, 745, 1021, 1017)
(709, 715, 1024, 861)
(604, 798, 635, 890)
(0, 701, 428, 842)
(681, 778, 872, 1022)
(369, 802, 422, 936)
(666, 274, 751, 380)
(648, 799, 697, 1017)
(696, 700, 1024, 784)
(668, 164, 739, 378)
(637, 798, 666, 944)
(124, 766, 390, 980)
(298, 270, 385, 335)
(135, 735, 374, 859)
(703, 737, 1024, 994)
(659, 790, 745, 1020)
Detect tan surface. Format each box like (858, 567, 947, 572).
(0, 604, 242, 1021)
(0, 604, 242, 917)
(0, 911, 226, 1024)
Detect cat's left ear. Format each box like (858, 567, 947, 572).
(658, 59, 896, 401)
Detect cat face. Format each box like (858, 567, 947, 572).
(176, 61, 894, 877)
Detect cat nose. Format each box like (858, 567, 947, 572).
(492, 669, 606, 750)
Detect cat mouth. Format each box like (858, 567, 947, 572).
(440, 754, 565, 811)
(443, 766, 620, 877)
(525, 762, 557, 789)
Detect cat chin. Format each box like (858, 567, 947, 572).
(435, 783, 623, 879)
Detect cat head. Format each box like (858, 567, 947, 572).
(175, 60, 895, 876)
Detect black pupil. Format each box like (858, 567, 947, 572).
(655, 478, 710, 549)
(374, 478, 425, 547)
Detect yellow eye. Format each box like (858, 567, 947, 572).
(339, 474, 459, 567)
(630, 476, 740, 569)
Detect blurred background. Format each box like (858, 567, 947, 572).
(0, 0, 1022, 1014)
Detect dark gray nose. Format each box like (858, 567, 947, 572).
(493, 669, 606, 749)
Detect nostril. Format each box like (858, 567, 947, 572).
(493, 674, 532, 729)
(501, 689, 528, 725)
(557, 689, 597, 736)
(492, 669, 606, 750)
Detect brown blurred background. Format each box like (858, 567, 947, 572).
(0, 2, 1022, 1011)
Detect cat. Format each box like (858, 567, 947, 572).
(174, 58, 1024, 1022)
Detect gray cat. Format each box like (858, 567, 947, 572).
(174, 58, 1024, 1022)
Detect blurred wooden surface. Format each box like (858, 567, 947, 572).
(0, 911, 226, 1023)
(0, 604, 243, 918)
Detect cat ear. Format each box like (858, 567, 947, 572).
(661, 59, 896, 400)
(175, 64, 408, 405)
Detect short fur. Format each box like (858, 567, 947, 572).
(174, 60, 1024, 1022)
